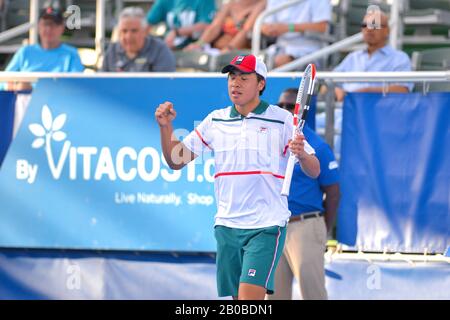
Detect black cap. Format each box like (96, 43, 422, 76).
(39, 7, 64, 24)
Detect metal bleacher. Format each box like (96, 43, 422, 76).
(1, 0, 450, 75)
(0, 0, 29, 55)
(412, 47, 450, 91)
(403, 0, 450, 46)
(335, 0, 450, 63)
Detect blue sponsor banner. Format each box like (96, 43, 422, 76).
(0, 76, 312, 251)
(0, 91, 16, 166)
(338, 93, 450, 253)
(0, 248, 448, 299)
(324, 258, 450, 300)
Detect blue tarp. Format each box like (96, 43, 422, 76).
(0, 249, 448, 299)
(338, 93, 450, 253)
(0, 91, 16, 166)
(1, 83, 449, 254)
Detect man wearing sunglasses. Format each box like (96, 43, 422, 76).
(332, 9, 413, 101)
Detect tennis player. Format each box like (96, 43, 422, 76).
(155, 54, 320, 300)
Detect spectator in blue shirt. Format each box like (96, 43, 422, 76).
(4, 6, 84, 90)
(267, 88, 340, 300)
(333, 10, 413, 101)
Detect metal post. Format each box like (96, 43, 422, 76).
(272, 32, 363, 72)
(0, 23, 33, 44)
(389, 0, 404, 49)
(29, 0, 39, 45)
(95, 0, 106, 58)
(115, 0, 123, 20)
(324, 80, 335, 150)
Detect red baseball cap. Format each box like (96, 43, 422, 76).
(221, 54, 267, 79)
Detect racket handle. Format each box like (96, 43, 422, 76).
(281, 155, 296, 196)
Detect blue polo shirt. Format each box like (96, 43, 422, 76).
(334, 44, 413, 92)
(288, 125, 339, 216)
(5, 43, 84, 73)
(1, 43, 84, 90)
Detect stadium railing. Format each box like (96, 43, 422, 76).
(1, 70, 449, 151)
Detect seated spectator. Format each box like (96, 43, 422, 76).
(3, 6, 84, 91)
(261, 0, 331, 68)
(102, 7, 176, 72)
(147, 0, 216, 50)
(184, 0, 266, 53)
(332, 10, 413, 101)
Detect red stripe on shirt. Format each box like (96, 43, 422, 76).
(283, 144, 289, 156)
(214, 171, 285, 179)
(195, 128, 212, 150)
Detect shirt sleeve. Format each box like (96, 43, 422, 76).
(69, 51, 85, 72)
(312, 0, 332, 22)
(316, 143, 339, 186)
(152, 42, 177, 72)
(5, 46, 26, 71)
(333, 52, 353, 73)
(392, 51, 414, 91)
(393, 51, 412, 72)
(147, 0, 167, 24)
(333, 52, 353, 88)
(100, 45, 113, 72)
(182, 113, 214, 156)
(1, 47, 25, 89)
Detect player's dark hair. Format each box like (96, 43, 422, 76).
(257, 74, 266, 96)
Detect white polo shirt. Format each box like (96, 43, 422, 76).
(264, 0, 331, 58)
(183, 101, 315, 229)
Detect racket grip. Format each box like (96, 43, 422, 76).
(281, 155, 296, 196)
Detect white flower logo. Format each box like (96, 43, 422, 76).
(29, 105, 67, 148)
(28, 105, 69, 178)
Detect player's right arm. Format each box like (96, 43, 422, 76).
(155, 101, 197, 170)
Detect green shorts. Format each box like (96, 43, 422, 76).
(214, 225, 287, 297)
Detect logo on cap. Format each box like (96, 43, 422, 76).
(235, 56, 245, 65)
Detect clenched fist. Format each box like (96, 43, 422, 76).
(155, 101, 177, 127)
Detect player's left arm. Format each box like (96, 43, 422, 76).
(289, 134, 320, 178)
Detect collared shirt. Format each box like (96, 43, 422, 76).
(5, 44, 84, 73)
(2, 43, 84, 90)
(263, 0, 331, 57)
(288, 125, 339, 216)
(101, 36, 176, 72)
(334, 44, 413, 91)
(183, 100, 315, 229)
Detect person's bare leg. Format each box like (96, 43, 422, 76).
(238, 283, 266, 300)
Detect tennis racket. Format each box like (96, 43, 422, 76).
(281, 63, 317, 197)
